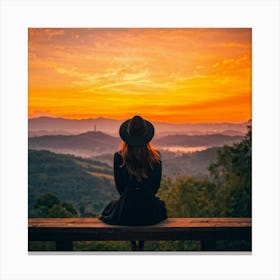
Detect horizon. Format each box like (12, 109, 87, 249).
(29, 28, 251, 123)
(28, 115, 251, 125)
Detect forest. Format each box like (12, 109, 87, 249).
(29, 126, 251, 251)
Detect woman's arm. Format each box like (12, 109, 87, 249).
(150, 160, 162, 194)
(113, 152, 125, 195)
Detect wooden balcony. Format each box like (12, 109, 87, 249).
(28, 217, 252, 251)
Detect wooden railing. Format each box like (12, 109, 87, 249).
(28, 217, 251, 251)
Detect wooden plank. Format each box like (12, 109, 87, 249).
(28, 217, 251, 224)
(29, 228, 251, 242)
(28, 218, 251, 228)
(28, 218, 251, 242)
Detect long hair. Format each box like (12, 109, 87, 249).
(119, 141, 161, 182)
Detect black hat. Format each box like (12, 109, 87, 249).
(119, 116, 155, 146)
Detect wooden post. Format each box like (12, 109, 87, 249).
(200, 240, 216, 251)
(130, 240, 145, 251)
(56, 241, 73, 251)
(138, 240, 145, 251)
(130, 240, 137, 251)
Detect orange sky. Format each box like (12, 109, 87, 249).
(28, 28, 251, 123)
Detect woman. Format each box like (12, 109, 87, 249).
(99, 115, 167, 250)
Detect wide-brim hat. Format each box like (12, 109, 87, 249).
(119, 116, 155, 146)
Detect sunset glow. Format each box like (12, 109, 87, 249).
(28, 28, 251, 123)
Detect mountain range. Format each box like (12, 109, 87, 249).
(28, 130, 243, 157)
(29, 116, 250, 137)
(28, 131, 119, 157)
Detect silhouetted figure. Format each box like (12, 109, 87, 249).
(100, 116, 167, 251)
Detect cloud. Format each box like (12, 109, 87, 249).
(44, 29, 65, 40)
(28, 28, 252, 122)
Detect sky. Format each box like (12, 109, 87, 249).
(28, 28, 251, 123)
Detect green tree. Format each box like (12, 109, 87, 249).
(30, 192, 78, 218)
(34, 192, 60, 209)
(158, 176, 218, 218)
(208, 125, 252, 217)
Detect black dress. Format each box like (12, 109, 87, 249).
(99, 152, 167, 225)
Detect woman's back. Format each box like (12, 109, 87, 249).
(113, 152, 162, 194)
(99, 116, 167, 225)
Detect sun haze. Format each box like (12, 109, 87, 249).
(28, 28, 251, 123)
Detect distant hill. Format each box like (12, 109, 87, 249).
(153, 134, 242, 147)
(94, 147, 220, 178)
(220, 130, 244, 136)
(29, 130, 242, 157)
(28, 130, 74, 137)
(29, 116, 250, 137)
(161, 147, 219, 178)
(28, 131, 120, 157)
(29, 130, 240, 158)
(28, 149, 118, 216)
(29, 116, 121, 136)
